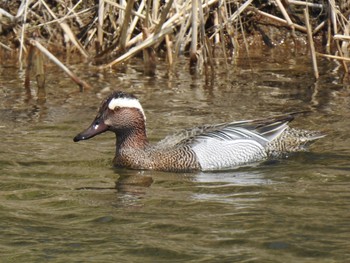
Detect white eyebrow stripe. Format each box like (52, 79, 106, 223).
(108, 97, 146, 120)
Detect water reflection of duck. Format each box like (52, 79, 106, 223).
(73, 91, 324, 172)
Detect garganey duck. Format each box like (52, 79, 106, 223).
(73, 91, 324, 172)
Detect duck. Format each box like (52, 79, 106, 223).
(73, 91, 324, 172)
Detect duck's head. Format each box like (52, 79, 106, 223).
(73, 91, 146, 142)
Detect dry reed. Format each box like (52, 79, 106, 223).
(0, 0, 350, 87)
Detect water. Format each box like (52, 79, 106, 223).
(1, 51, 350, 262)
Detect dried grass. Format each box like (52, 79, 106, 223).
(0, 0, 350, 86)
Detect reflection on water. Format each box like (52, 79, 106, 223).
(1, 53, 350, 262)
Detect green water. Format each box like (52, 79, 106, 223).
(1, 53, 350, 262)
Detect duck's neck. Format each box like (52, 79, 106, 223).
(115, 126, 149, 151)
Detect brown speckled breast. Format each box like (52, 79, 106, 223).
(114, 145, 201, 172)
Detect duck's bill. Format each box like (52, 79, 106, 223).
(73, 118, 109, 142)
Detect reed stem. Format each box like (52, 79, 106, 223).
(304, 8, 319, 79)
(29, 39, 91, 90)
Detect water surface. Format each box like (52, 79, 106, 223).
(1, 52, 350, 262)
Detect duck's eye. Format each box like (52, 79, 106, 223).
(113, 106, 120, 111)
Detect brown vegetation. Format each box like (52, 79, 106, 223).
(0, 1, 349, 88)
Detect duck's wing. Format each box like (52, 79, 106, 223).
(188, 115, 294, 171)
(228, 114, 294, 142)
(155, 114, 294, 150)
(154, 123, 227, 150)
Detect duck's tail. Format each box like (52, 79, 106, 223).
(266, 127, 326, 157)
